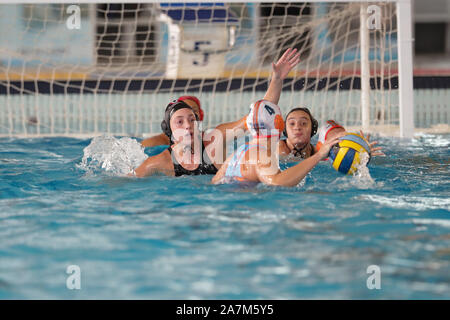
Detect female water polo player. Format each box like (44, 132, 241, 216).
(133, 101, 219, 177)
(279, 109, 384, 160)
(140, 48, 301, 150)
(278, 107, 318, 160)
(211, 100, 344, 187)
(141, 96, 203, 148)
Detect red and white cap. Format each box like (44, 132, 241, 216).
(316, 120, 344, 150)
(177, 96, 204, 121)
(168, 96, 204, 121)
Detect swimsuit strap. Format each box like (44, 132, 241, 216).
(292, 143, 315, 158)
(167, 142, 218, 177)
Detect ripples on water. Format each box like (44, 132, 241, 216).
(0, 134, 449, 299)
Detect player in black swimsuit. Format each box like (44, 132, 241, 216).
(133, 101, 221, 177)
(168, 144, 218, 176)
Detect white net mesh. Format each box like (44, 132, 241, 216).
(0, 2, 407, 137)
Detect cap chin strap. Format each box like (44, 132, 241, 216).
(286, 138, 311, 158)
(293, 144, 311, 158)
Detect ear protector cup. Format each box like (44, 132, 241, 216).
(160, 119, 171, 138)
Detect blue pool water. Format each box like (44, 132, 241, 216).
(0, 134, 449, 299)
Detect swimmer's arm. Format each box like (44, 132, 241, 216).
(211, 48, 301, 139)
(132, 151, 173, 177)
(263, 48, 300, 105)
(258, 134, 344, 187)
(205, 117, 247, 166)
(257, 153, 321, 187)
(141, 133, 170, 148)
(213, 116, 247, 139)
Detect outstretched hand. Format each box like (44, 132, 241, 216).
(317, 132, 347, 160)
(272, 48, 300, 81)
(359, 130, 385, 157)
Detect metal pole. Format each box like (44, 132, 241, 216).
(360, 3, 371, 131)
(397, 0, 415, 138)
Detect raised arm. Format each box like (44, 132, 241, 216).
(263, 48, 300, 105)
(141, 133, 171, 148)
(257, 134, 344, 187)
(213, 116, 247, 137)
(212, 48, 301, 140)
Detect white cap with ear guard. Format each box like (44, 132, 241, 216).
(246, 100, 285, 138)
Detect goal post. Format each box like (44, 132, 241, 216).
(396, 0, 415, 138)
(0, 1, 416, 138)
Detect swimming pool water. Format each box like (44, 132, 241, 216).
(0, 134, 449, 299)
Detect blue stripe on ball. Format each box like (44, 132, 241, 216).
(328, 144, 339, 161)
(338, 148, 356, 174)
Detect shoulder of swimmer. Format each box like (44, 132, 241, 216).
(135, 149, 174, 177)
(141, 133, 170, 148)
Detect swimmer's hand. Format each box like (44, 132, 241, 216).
(359, 130, 385, 157)
(264, 48, 300, 105)
(272, 48, 301, 80)
(317, 132, 346, 160)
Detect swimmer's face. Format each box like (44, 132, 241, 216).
(182, 99, 201, 119)
(170, 108, 197, 145)
(286, 110, 312, 146)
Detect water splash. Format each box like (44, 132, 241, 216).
(354, 152, 374, 181)
(331, 152, 382, 190)
(412, 133, 450, 148)
(77, 135, 147, 176)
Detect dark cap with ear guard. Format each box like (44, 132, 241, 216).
(283, 107, 318, 138)
(160, 100, 199, 140)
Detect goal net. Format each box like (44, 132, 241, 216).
(0, 1, 408, 138)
